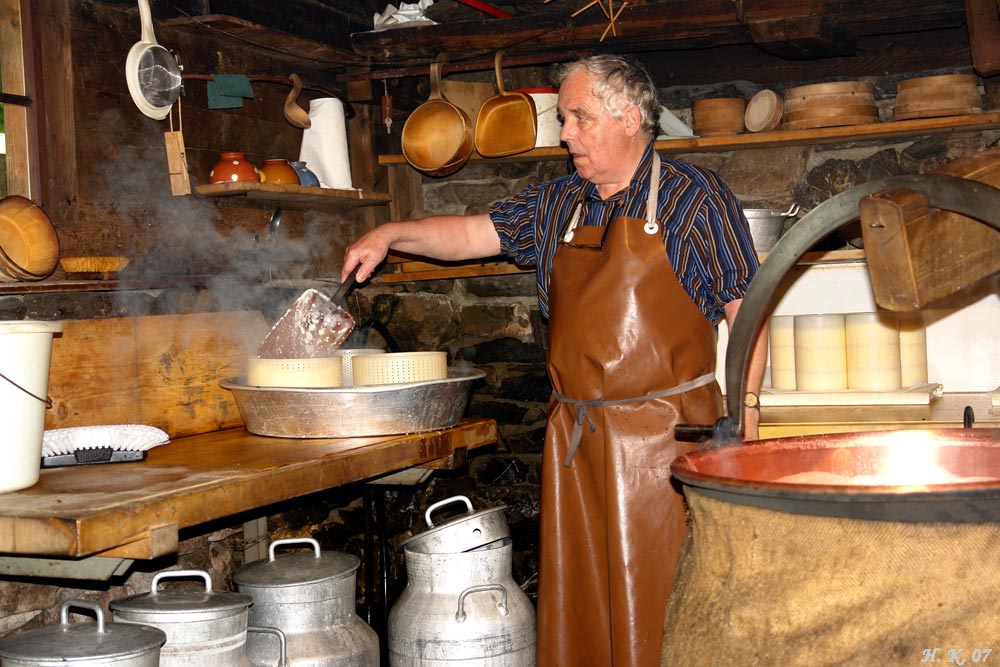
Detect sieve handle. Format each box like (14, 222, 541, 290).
(332, 265, 359, 306)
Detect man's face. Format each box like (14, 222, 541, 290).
(557, 70, 634, 190)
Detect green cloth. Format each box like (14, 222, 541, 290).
(207, 75, 254, 109)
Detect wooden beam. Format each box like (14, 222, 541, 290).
(860, 147, 1000, 310)
(964, 0, 1000, 76)
(746, 15, 856, 59)
(350, 0, 966, 64)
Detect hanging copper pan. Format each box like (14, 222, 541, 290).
(401, 54, 474, 177)
(474, 50, 537, 157)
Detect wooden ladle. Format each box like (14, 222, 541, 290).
(284, 74, 311, 128)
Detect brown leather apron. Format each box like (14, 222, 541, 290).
(537, 157, 724, 666)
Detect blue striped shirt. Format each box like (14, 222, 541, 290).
(489, 143, 759, 325)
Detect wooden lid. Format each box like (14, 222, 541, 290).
(784, 81, 873, 98)
(897, 74, 978, 91)
(744, 90, 783, 132)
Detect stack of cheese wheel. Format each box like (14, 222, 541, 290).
(893, 74, 981, 120)
(781, 81, 878, 130)
(692, 98, 746, 136)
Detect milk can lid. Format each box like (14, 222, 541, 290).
(108, 570, 252, 616)
(0, 601, 166, 662)
(398, 495, 510, 553)
(232, 538, 360, 588)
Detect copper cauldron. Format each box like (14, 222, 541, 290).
(663, 174, 1000, 667)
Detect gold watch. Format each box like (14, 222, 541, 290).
(744, 392, 761, 410)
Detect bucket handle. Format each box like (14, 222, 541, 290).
(425, 495, 473, 527)
(248, 625, 287, 667)
(268, 537, 321, 561)
(59, 599, 106, 633)
(0, 370, 52, 408)
(455, 584, 509, 622)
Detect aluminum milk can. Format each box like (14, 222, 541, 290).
(232, 538, 379, 667)
(389, 538, 536, 666)
(110, 570, 285, 667)
(0, 600, 166, 667)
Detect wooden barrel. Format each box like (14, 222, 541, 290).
(894, 74, 981, 120)
(692, 97, 746, 136)
(781, 81, 877, 130)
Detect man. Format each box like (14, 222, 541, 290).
(343, 54, 767, 666)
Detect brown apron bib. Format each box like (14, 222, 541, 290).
(537, 157, 723, 666)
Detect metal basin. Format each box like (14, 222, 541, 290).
(671, 428, 1000, 522)
(221, 367, 485, 438)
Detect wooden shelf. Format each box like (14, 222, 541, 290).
(380, 249, 865, 283)
(0, 419, 497, 560)
(194, 182, 391, 208)
(379, 112, 1000, 166)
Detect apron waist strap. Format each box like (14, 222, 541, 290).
(551, 372, 716, 467)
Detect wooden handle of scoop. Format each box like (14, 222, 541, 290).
(332, 266, 359, 305)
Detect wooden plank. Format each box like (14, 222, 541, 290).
(193, 182, 391, 208)
(162, 14, 366, 66)
(134, 312, 267, 437)
(47, 318, 142, 429)
(860, 147, 1000, 309)
(45, 312, 269, 437)
(382, 262, 531, 283)
(0, 419, 497, 557)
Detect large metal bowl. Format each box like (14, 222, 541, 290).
(221, 367, 485, 438)
(672, 428, 1000, 522)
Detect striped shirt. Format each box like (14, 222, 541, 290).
(489, 142, 759, 325)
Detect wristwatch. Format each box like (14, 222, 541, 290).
(743, 392, 761, 411)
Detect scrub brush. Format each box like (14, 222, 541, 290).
(41, 424, 170, 468)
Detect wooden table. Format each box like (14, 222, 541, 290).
(0, 419, 497, 564)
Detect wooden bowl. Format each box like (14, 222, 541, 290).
(0, 196, 59, 282)
(692, 98, 746, 136)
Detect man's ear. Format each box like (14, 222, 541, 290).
(623, 104, 643, 137)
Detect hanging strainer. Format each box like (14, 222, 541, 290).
(125, 0, 182, 120)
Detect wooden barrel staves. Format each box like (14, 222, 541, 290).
(781, 81, 878, 130)
(894, 74, 982, 120)
(692, 97, 746, 136)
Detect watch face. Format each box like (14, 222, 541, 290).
(745, 392, 760, 408)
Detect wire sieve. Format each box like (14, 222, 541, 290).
(125, 0, 182, 120)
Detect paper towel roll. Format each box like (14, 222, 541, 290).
(298, 98, 353, 189)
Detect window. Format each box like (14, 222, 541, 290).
(0, 0, 38, 199)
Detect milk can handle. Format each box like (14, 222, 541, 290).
(152, 569, 213, 593)
(248, 625, 287, 667)
(780, 203, 800, 217)
(268, 537, 321, 561)
(425, 495, 473, 528)
(455, 584, 509, 622)
(59, 599, 105, 633)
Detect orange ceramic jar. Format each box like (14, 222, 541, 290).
(209, 152, 260, 184)
(258, 159, 301, 185)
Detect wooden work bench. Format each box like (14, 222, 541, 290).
(0, 311, 497, 579)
